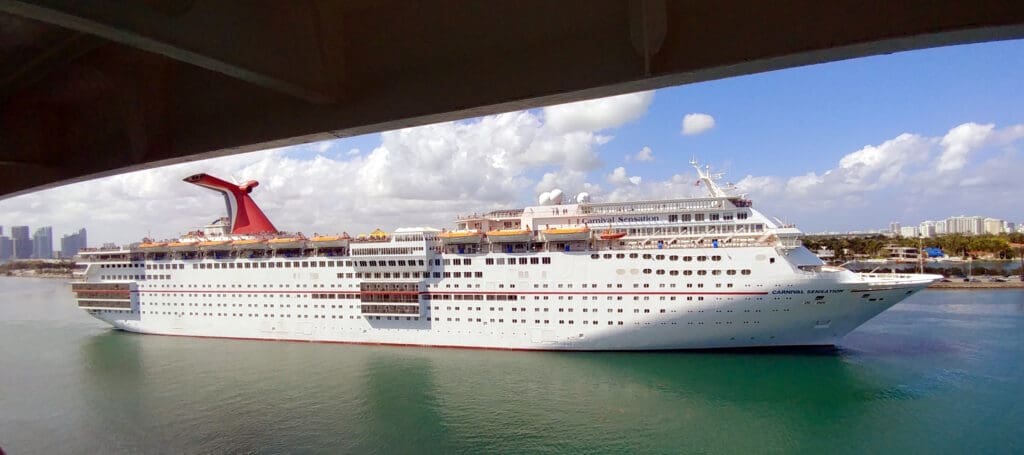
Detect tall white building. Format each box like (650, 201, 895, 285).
(946, 216, 984, 235)
(899, 226, 919, 238)
(983, 218, 1005, 235)
(889, 222, 901, 235)
(918, 221, 937, 238)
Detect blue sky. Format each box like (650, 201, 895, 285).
(2, 39, 1023, 245)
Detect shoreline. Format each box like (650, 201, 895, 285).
(929, 281, 1023, 289)
(2, 272, 73, 279)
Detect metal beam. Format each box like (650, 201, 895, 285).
(0, 0, 339, 103)
(1, 0, 1024, 199)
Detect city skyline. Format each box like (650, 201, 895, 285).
(0, 225, 86, 261)
(1, 40, 1023, 245)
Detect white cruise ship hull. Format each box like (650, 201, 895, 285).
(78, 246, 937, 351)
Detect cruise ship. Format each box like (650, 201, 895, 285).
(72, 162, 941, 350)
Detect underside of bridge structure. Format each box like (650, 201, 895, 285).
(2, 0, 1024, 199)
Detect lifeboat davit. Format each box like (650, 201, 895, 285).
(438, 230, 483, 244)
(599, 230, 627, 240)
(542, 226, 590, 242)
(486, 229, 533, 243)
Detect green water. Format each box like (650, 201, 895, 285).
(2, 277, 1022, 454)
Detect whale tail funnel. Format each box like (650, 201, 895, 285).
(184, 173, 278, 235)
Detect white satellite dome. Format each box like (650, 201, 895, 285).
(538, 191, 552, 205)
(549, 189, 564, 205)
(576, 192, 591, 203)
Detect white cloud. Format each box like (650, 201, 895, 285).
(633, 146, 654, 162)
(0, 91, 658, 245)
(543, 91, 654, 133)
(681, 113, 715, 136)
(606, 166, 642, 186)
(936, 122, 993, 173)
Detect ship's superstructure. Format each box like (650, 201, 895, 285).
(72, 164, 940, 350)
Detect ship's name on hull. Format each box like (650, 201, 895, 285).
(771, 289, 846, 295)
(586, 215, 661, 224)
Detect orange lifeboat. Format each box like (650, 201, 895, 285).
(542, 226, 590, 242)
(311, 235, 350, 248)
(485, 229, 532, 243)
(599, 230, 627, 240)
(198, 240, 231, 249)
(231, 239, 267, 249)
(165, 241, 198, 251)
(438, 230, 484, 244)
(267, 237, 306, 249)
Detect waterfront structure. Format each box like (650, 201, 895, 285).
(60, 228, 88, 258)
(32, 226, 53, 259)
(72, 164, 940, 350)
(884, 245, 920, 262)
(11, 226, 31, 259)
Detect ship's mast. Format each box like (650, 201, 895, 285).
(690, 159, 730, 198)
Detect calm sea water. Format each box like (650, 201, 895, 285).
(2, 277, 1023, 454)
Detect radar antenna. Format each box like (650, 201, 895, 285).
(690, 159, 730, 198)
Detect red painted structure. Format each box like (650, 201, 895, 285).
(184, 173, 277, 235)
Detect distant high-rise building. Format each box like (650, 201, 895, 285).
(32, 226, 53, 259)
(946, 216, 984, 235)
(889, 221, 901, 235)
(983, 218, 1004, 235)
(0, 236, 12, 261)
(60, 228, 88, 258)
(1007, 221, 1017, 233)
(32, 226, 54, 259)
(11, 226, 31, 259)
(899, 226, 919, 238)
(918, 221, 937, 238)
